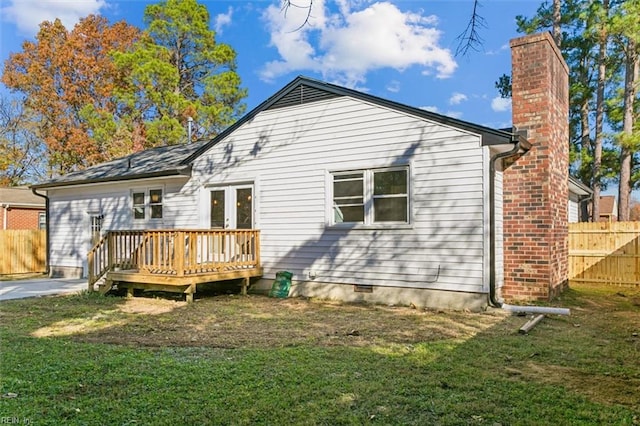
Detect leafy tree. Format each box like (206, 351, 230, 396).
(109, 0, 247, 148)
(2, 16, 140, 174)
(609, 0, 640, 220)
(501, 0, 635, 221)
(0, 96, 46, 185)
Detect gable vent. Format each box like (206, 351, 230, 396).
(267, 84, 342, 110)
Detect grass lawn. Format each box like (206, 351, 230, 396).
(0, 284, 638, 425)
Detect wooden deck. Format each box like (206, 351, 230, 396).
(88, 229, 262, 301)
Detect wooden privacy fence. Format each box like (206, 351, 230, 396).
(569, 222, 640, 287)
(0, 230, 46, 275)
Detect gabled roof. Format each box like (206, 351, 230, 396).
(599, 195, 617, 217)
(32, 141, 206, 189)
(33, 76, 520, 190)
(182, 76, 519, 165)
(0, 187, 46, 206)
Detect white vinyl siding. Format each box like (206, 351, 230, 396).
(47, 177, 190, 275)
(568, 193, 579, 223)
(191, 97, 488, 293)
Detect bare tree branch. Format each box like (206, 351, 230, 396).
(281, 0, 314, 33)
(455, 0, 487, 57)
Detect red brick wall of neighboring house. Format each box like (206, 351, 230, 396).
(0, 205, 44, 230)
(502, 32, 570, 301)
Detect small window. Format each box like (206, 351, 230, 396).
(90, 215, 103, 244)
(132, 192, 145, 220)
(132, 188, 163, 220)
(149, 189, 163, 219)
(331, 167, 409, 226)
(38, 212, 46, 230)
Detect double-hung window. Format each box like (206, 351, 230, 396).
(132, 188, 163, 220)
(332, 167, 409, 226)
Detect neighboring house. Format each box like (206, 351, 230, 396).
(32, 32, 571, 310)
(0, 187, 46, 230)
(598, 196, 618, 222)
(568, 177, 593, 223)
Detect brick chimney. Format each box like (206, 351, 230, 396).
(502, 32, 570, 301)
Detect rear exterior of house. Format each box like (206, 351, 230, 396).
(33, 32, 572, 310)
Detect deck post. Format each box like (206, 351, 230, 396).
(175, 231, 185, 277)
(88, 249, 95, 292)
(185, 283, 196, 303)
(241, 276, 249, 295)
(107, 232, 115, 271)
(255, 231, 261, 267)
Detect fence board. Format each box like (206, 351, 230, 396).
(0, 230, 46, 275)
(569, 222, 640, 287)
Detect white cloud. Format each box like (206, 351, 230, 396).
(261, 1, 457, 87)
(420, 106, 439, 113)
(446, 111, 463, 119)
(491, 96, 512, 112)
(449, 92, 468, 105)
(485, 44, 509, 56)
(386, 80, 400, 93)
(1, 0, 106, 36)
(214, 7, 233, 34)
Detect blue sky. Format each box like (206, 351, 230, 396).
(0, 0, 543, 129)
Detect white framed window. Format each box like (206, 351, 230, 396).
(132, 192, 146, 220)
(149, 189, 163, 219)
(331, 166, 409, 226)
(132, 188, 163, 220)
(38, 212, 46, 230)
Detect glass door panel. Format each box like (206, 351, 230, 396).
(236, 188, 253, 229)
(210, 190, 225, 228)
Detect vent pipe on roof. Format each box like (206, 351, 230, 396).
(187, 117, 193, 144)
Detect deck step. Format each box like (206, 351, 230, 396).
(98, 279, 114, 295)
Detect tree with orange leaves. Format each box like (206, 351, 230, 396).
(2, 15, 139, 175)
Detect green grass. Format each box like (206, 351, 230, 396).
(0, 286, 638, 425)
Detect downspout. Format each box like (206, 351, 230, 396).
(489, 134, 531, 308)
(2, 204, 7, 230)
(31, 188, 50, 276)
(578, 193, 593, 222)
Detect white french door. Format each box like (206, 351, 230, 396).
(209, 184, 253, 229)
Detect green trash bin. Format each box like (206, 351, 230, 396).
(269, 271, 293, 298)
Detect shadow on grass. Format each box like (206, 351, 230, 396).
(0, 285, 638, 425)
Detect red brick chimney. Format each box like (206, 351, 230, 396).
(502, 32, 570, 301)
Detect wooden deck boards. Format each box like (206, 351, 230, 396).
(105, 267, 264, 302)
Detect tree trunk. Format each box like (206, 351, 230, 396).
(580, 98, 591, 201)
(592, 0, 609, 222)
(553, 0, 562, 47)
(618, 39, 638, 222)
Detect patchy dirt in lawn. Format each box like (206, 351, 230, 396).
(69, 294, 510, 349)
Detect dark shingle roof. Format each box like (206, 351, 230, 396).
(32, 142, 206, 189)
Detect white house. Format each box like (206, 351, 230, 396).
(32, 32, 582, 310)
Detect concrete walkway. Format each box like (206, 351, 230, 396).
(0, 277, 87, 301)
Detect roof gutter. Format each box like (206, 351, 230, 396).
(488, 133, 531, 308)
(31, 188, 50, 275)
(31, 166, 192, 190)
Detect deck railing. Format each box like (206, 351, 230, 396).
(88, 229, 261, 286)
